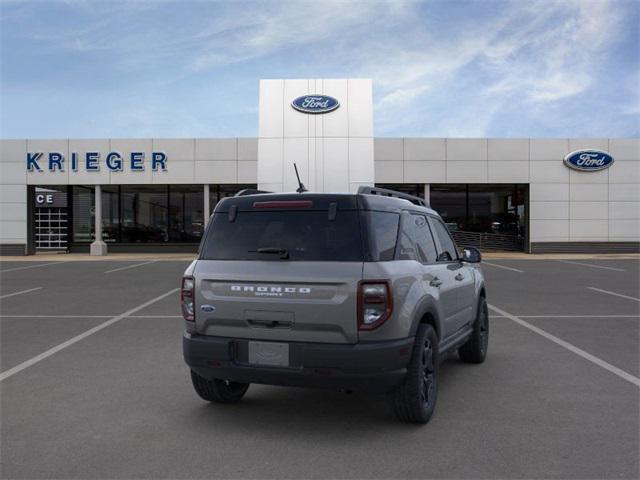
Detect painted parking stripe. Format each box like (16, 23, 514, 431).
(0, 261, 69, 273)
(587, 287, 640, 303)
(557, 260, 625, 272)
(518, 314, 640, 319)
(0, 287, 43, 300)
(0, 315, 114, 318)
(482, 261, 524, 273)
(0, 314, 183, 319)
(0, 288, 178, 382)
(488, 303, 640, 388)
(104, 260, 157, 274)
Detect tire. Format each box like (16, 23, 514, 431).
(190, 370, 250, 404)
(389, 324, 438, 424)
(458, 296, 489, 364)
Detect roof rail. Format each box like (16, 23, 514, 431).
(357, 186, 429, 207)
(234, 188, 272, 197)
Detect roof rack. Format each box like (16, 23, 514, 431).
(234, 188, 273, 197)
(357, 186, 429, 207)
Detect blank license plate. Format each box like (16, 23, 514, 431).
(248, 341, 289, 367)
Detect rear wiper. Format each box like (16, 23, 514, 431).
(249, 247, 290, 259)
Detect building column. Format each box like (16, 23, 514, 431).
(90, 185, 107, 256)
(423, 184, 430, 204)
(203, 184, 210, 227)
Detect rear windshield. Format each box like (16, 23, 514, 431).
(201, 210, 364, 261)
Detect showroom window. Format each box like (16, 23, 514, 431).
(70, 184, 255, 244)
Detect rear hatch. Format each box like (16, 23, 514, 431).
(194, 194, 363, 344)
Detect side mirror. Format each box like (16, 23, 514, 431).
(462, 246, 481, 263)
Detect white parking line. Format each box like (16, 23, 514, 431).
(587, 287, 640, 303)
(0, 261, 69, 273)
(557, 260, 625, 272)
(0, 314, 183, 319)
(0, 287, 43, 300)
(0, 315, 114, 318)
(104, 260, 157, 274)
(518, 314, 640, 319)
(0, 288, 179, 382)
(488, 303, 640, 388)
(482, 262, 524, 273)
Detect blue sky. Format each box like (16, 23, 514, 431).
(1, 0, 638, 138)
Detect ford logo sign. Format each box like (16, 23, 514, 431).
(564, 149, 614, 172)
(291, 95, 339, 114)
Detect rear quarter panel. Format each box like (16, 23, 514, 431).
(360, 261, 428, 342)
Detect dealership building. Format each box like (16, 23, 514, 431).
(1, 79, 638, 255)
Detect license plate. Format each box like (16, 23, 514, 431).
(248, 341, 289, 367)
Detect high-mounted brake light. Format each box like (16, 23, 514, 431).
(253, 200, 313, 209)
(357, 280, 393, 331)
(181, 276, 195, 321)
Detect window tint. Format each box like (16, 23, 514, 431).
(413, 215, 438, 263)
(366, 211, 399, 261)
(397, 213, 436, 263)
(201, 210, 363, 261)
(431, 218, 459, 261)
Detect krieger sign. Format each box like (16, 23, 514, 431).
(26, 151, 168, 172)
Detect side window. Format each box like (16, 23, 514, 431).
(414, 215, 438, 263)
(397, 213, 437, 263)
(430, 217, 459, 262)
(366, 211, 399, 261)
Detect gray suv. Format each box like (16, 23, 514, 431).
(182, 187, 488, 423)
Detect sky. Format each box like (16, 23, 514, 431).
(1, 0, 638, 139)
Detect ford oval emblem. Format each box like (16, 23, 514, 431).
(200, 304, 216, 313)
(291, 95, 339, 114)
(564, 149, 614, 172)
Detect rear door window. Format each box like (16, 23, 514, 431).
(430, 217, 459, 261)
(398, 213, 437, 263)
(201, 210, 363, 261)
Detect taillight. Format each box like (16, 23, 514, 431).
(181, 276, 195, 321)
(358, 280, 393, 330)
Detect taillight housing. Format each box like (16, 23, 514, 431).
(358, 280, 393, 330)
(181, 276, 195, 321)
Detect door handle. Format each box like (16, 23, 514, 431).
(455, 273, 465, 281)
(429, 277, 442, 287)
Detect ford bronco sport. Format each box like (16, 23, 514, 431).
(182, 186, 488, 423)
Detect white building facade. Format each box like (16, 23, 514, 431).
(1, 79, 638, 255)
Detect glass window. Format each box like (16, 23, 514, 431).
(169, 186, 204, 242)
(413, 215, 438, 263)
(430, 217, 459, 261)
(397, 213, 437, 263)
(365, 211, 399, 261)
(102, 186, 119, 243)
(201, 210, 363, 261)
(429, 184, 528, 251)
(121, 186, 168, 243)
(72, 186, 93, 242)
(429, 185, 466, 231)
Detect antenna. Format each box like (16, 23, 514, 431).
(293, 163, 308, 193)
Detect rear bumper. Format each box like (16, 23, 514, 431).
(183, 333, 414, 393)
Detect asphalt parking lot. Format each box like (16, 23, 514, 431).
(1, 257, 638, 479)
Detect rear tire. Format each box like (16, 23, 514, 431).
(190, 370, 249, 404)
(389, 324, 438, 424)
(458, 296, 489, 364)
